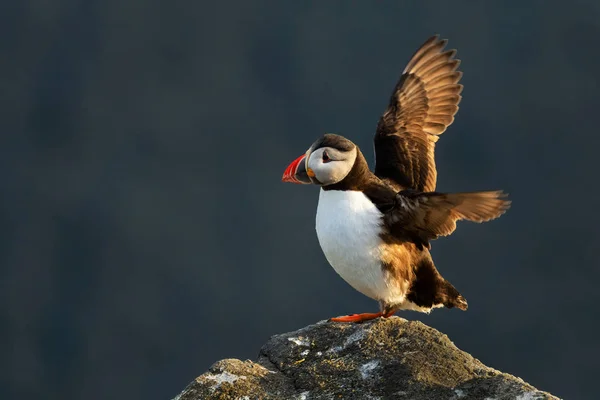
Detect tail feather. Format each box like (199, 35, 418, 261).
(451, 294, 468, 311)
(441, 280, 468, 311)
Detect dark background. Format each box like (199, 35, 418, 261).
(2, 1, 599, 399)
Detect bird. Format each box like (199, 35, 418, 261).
(281, 35, 511, 323)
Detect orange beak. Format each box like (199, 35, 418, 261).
(282, 154, 312, 184)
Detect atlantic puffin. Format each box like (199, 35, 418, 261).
(282, 35, 510, 323)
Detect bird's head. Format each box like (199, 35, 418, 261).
(282, 134, 357, 187)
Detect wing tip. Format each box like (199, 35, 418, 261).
(403, 34, 458, 75)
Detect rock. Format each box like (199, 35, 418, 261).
(174, 317, 559, 400)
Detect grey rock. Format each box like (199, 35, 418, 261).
(174, 317, 559, 400)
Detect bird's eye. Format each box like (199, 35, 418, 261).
(322, 151, 331, 163)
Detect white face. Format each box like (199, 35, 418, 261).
(306, 146, 357, 186)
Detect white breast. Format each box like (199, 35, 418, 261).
(315, 189, 404, 303)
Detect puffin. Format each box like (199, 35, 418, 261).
(281, 35, 511, 323)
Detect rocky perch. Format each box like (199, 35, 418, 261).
(174, 317, 558, 400)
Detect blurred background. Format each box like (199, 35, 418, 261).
(2, 1, 599, 399)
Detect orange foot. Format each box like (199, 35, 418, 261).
(329, 311, 396, 323)
(329, 312, 382, 323)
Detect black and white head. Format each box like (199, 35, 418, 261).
(282, 134, 358, 186)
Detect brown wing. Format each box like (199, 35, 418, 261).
(374, 35, 463, 192)
(386, 191, 511, 248)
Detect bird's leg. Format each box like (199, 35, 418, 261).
(380, 301, 397, 318)
(329, 312, 383, 323)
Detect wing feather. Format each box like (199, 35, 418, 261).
(385, 191, 511, 248)
(374, 35, 463, 191)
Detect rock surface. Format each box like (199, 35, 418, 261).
(174, 317, 559, 400)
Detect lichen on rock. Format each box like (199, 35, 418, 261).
(174, 317, 559, 400)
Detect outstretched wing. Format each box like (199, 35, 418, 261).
(374, 35, 463, 192)
(385, 190, 511, 249)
